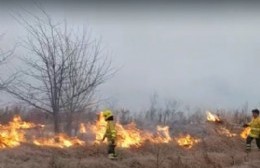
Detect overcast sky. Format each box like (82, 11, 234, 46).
(0, 1, 260, 111)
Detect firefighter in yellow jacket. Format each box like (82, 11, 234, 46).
(243, 109, 260, 151)
(102, 109, 117, 159)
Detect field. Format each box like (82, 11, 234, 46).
(0, 118, 259, 168)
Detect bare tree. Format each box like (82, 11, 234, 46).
(61, 32, 112, 135)
(5, 9, 113, 134)
(146, 93, 159, 122)
(161, 99, 179, 125)
(0, 34, 15, 89)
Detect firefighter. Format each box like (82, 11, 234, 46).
(243, 109, 260, 152)
(102, 109, 117, 159)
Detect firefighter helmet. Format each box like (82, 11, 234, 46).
(103, 109, 113, 120)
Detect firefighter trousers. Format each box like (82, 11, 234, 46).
(246, 136, 260, 150)
(108, 139, 116, 155)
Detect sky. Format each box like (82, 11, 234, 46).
(0, 1, 260, 111)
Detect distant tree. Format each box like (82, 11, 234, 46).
(162, 99, 179, 125)
(146, 93, 159, 122)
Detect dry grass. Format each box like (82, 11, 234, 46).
(0, 123, 259, 168)
(0, 106, 258, 168)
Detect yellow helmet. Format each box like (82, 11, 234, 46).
(102, 109, 113, 120)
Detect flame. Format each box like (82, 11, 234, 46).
(91, 112, 142, 148)
(240, 127, 251, 139)
(116, 125, 172, 148)
(79, 123, 86, 134)
(0, 115, 42, 149)
(206, 111, 221, 122)
(116, 122, 142, 148)
(218, 127, 237, 137)
(0, 114, 173, 149)
(115, 124, 172, 148)
(33, 134, 85, 148)
(89, 112, 107, 144)
(176, 135, 200, 149)
(0, 114, 200, 149)
(152, 126, 172, 143)
(0, 115, 83, 149)
(89, 112, 172, 148)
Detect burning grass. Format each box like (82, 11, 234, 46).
(175, 134, 200, 149)
(0, 111, 249, 150)
(82, 112, 174, 148)
(0, 135, 257, 168)
(33, 134, 85, 148)
(0, 112, 258, 168)
(0, 114, 176, 149)
(206, 111, 222, 123)
(0, 115, 43, 149)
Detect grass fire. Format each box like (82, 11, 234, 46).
(0, 109, 258, 168)
(206, 111, 222, 123)
(0, 3, 260, 167)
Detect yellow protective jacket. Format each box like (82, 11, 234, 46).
(104, 121, 117, 141)
(248, 117, 260, 138)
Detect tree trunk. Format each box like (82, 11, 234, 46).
(65, 113, 73, 136)
(53, 110, 60, 134)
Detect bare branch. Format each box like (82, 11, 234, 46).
(6, 7, 114, 134)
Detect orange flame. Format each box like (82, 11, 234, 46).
(88, 112, 172, 148)
(115, 124, 172, 148)
(240, 127, 251, 139)
(0, 114, 199, 149)
(116, 122, 142, 148)
(79, 123, 86, 134)
(176, 134, 200, 149)
(90, 112, 143, 148)
(153, 126, 172, 143)
(33, 134, 85, 148)
(0, 115, 42, 149)
(89, 112, 107, 144)
(0, 115, 83, 149)
(206, 111, 221, 123)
